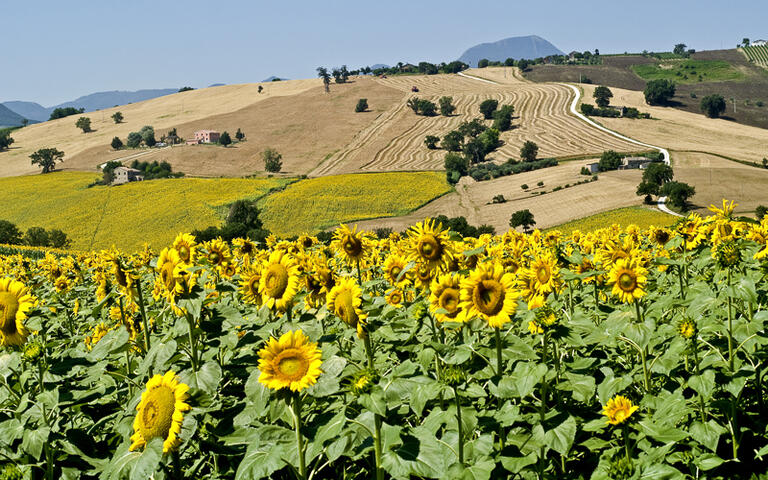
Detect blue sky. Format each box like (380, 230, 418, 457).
(3, 0, 766, 105)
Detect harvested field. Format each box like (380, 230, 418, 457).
(671, 151, 768, 217)
(0, 79, 321, 177)
(0, 171, 289, 251)
(311, 74, 640, 176)
(354, 162, 644, 234)
(259, 171, 451, 237)
(579, 84, 768, 164)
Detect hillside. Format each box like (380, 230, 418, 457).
(459, 35, 564, 67)
(525, 49, 768, 129)
(0, 104, 28, 127)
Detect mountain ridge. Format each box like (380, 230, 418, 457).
(459, 35, 565, 67)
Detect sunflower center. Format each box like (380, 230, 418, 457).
(389, 266, 402, 281)
(536, 266, 551, 284)
(473, 280, 504, 316)
(0, 293, 20, 335)
(439, 288, 460, 313)
(264, 263, 289, 298)
(389, 291, 402, 304)
(208, 251, 222, 265)
(247, 276, 259, 294)
(276, 350, 309, 381)
(343, 235, 362, 257)
(418, 235, 442, 261)
(417, 267, 431, 282)
(618, 272, 636, 292)
(334, 290, 359, 326)
(139, 385, 176, 442)
(178, 245, 191, 262)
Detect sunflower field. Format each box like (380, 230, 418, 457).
(1, 200, 768, 479)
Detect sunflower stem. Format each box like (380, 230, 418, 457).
(292, 395, 307, 480)
(185, 312, 199, 372)
(622, 423, 631, 463)
(453, 385, 464, 466)
(356, 259, 363, 288)
(494, 327, 503, 376)
(135, 276, 151, 353)
(172, 450, 181, 479)
(692, 338, 706, 421)
(363, 330, 375, 371)
(539, 333, 549, 422)
(373, 413, 384, 480)
(726, 268, 735, 372)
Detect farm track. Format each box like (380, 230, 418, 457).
(314, 73, 640, 175)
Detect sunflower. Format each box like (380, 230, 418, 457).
(708, 199, 737, 219)
(0, 278, 35, 347)
(333, 224, 370, 264)
(130, 371, 191, 453)
(296, 234, 317, 250)
(385, 289, 404, 308)
(238, 263, 262, 305)
(259, 250, 300, 311)
(407, 219, 455, 272)
(713, 240, 741, 268)
(607, 258, 648, 304)
(326, 277, 368, 334)
(429, 273, 466, 323)
(84, 322, 112, 350)
(527, 253, 562, 296)
(258, 330, 322, 392)
(460, 262, 518, 328)
(154, 248, 193, 301)
(172, 233, 197, 264)
(232, 237, 257, 260)
(203, 238, 230, 268)
(383, 253, 410, 286)
(677, 318, 696, 340)
(602, 395, 639, 425)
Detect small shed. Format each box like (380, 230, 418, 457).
(619, 157, 653, 170)
(586, 162, 600, 174)
(753, 40, 767, 47)
(113, 167, 144, 185)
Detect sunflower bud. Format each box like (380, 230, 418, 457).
(348, 368, 377, 394)
(0, 464, 22, 480)
(22, 341, 43, 363)
(714, 240, 741, 269)
(677, 318, 697, 340)
(534, 304, 559, 329)
(410, 302, 427, 322)
(441, 365, 467, 387)
(607, 455, 635, 480)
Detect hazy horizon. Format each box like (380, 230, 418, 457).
(4, 0, 766, 105)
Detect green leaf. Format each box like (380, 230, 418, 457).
(500, 453, 538, 473)
(314, 411, 346, 445)
(511, 362, 547, 399)
(444, 458, 495, 480)
(689, 420, 725, 453)
(688, 369, 715, 401)
(235, 444, 286, 480)
(139, 339, 177, 375)
(185, 361, 222, 393)
(694, 453, 724, 471)
(130, 437, 163, 480)
(22, 426, 50, 459)
(560, 373, 595, 403)
(359, 387, 387, 416)
(87, 328, 129, 361)
(544, 415, 577, 455)
(638, 420, 688, 443)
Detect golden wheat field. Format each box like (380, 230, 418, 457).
(0, 172, 290, 250)
(259, 171, 452, 236)
(310, 73, 641, 176)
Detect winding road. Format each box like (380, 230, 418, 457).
(458, 71, 682, 218)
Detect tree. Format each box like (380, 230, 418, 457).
(178, 86, 195, 92)
(263, 148, 282, 173)
(520, 141, 539, 163)
(463, 137, 486, 164)
(47, 229, 70, 248)
(493, 105, 514, 131)
(441, 131, 464, 152)
(439, 96, 455, 116)
(102, 160, 122, 184)
(258, 86, 263, 94)
(593, 86, 613, 108)
(111, 136, 123, 150)
(479, 99, 499, 119)
(504, 58, 515, 66)
(444, 152, 468, 185)
(517, 59, 531, 71)
(756, 205, 767, 220)
(235, 128, 245, 141)
(509, 209, 536, 233)
(673, 44, 687, 56)
(598, 150, 622, 171)
(49, 107, 84, 120)
(742, 38, 750, 47)
(580, 104, 595, 115)
(24, 227, 49, 247)
(641, 162, 674, 193)
(644, 79, 676, 105)
(30, 148, 64, 173)
(219, 131, 232, 147)
(763, 158, 768, 169)
(418, 99, 437, 116)
(407, 97, 421, 113)
(21, 119, 29, 127)
(457, 119, 487, 138)
(317, 67, 331, 93)
(700, 94, 726, 118)
(112, 111, 124, 124)
(0, 131, 14, 151)
(355, 98, 368, 112)
(424, 135, 440, 149)
(477, 58, 490, 68)
(661, 181, 695, 210)
(477, 128, 500, 154)
(140, 126, 156, 147)
(126, 132, 142, 148)
(75, 116, 92, 133)
(0, 220, 22, 244)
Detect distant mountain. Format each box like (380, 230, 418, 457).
(2, 101, 49, 122)
(370, 64, 390, 70)
(3, 89, 178, 123)
(459, 35, 565, 67)
(0, 103, 28, 127)
(208, 83, 226, 87)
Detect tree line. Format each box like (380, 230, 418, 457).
(0, 220, 70, 248)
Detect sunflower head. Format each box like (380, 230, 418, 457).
(259, 250, 300, 311)
(239, 263, 262, 305)
(607, 258, 648, 304)
(534, 304, 559, 329)
(460, 262, 519, 328)
(130, 371, 191, 454)
(429, 273, 465, 323)
(407, 219, 455, 272)
(258, 330, 323, 392)
(383, 253, 410, 286)
(708, 199, 737, 219)
(172, 233, 197, 264)
(0, 464, 22, 480)
(713, 240, 741, 269)
(22, 339, 43, 362)
(677, 318, 697, 340)
(347, 368, 377, 394)
(385, 289, 404, 308)
(441, 365, 467, 387)
(602, 395, 639, 425)
(333, 224, 370, 264)
(326, 277, 368, 331)
(0, 278, 35, 347)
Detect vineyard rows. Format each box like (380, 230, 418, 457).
(743, 45, 768, 66)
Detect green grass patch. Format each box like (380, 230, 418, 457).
(631, 60, 745, 84)
(547, 206, 678, 234)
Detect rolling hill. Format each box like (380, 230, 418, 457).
(459, 35, 564, 67)
(0, 104, 28, 127)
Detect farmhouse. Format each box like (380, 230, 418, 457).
(193, 130, 221, 144)
(618, 157, 654, 170)
(753, 40, 767, 47)
(112, 166, 143, 185)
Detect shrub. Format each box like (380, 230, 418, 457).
(439, 96, 455, 116)
(0, 220, 22, 244)
(580, 103, 595, 115)
(111, 137, 123, 150)
(580, 166, 591, 175)
(492, 194, 506, 204)
(700, 94, 726, 118)
(520, 141, 538, 162)
(521, 184, 529, 190)
(24, 227, 49, 247)
(444, 152, 468, 185)
(598, 150, 622, 171)
(424, 135, 440, 149)
(479, 99, 499, 119)
(418, 99, 437, 116)
(493, 105, 514, 131)
(126, 132, 142, 148)
(75, 117, 92, 133)
(355, 98, 368, 112)
(644, 79, 676, 105)
(537, 181, 544, 187)
(756, 205, 768, 220)
(263, 148, 283, 173)
(0, 131, 14, 151)
(111, 112, 123, 124)
(235, 128, 245, 141)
